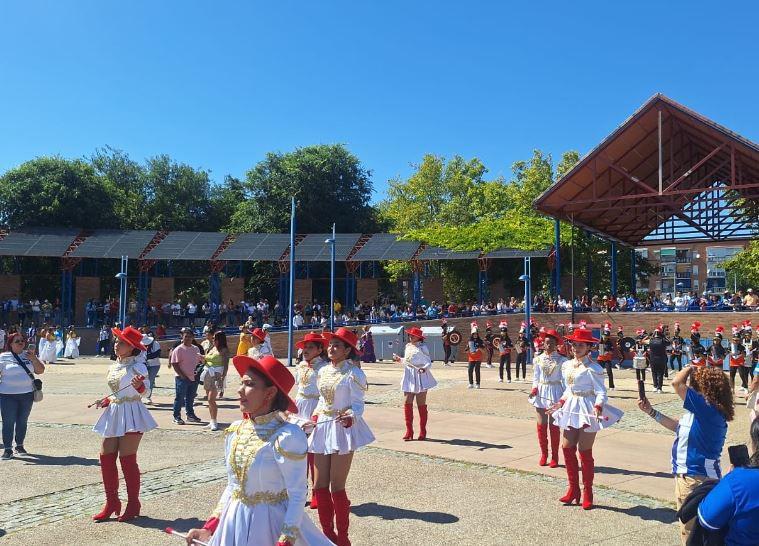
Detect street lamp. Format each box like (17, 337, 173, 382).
(519, 270, 532, 364)
(325, 223, 336, 331)
(115, 255, 128, 327)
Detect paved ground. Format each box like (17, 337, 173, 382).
(0, 356, 753, 545)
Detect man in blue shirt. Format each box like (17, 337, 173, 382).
(698, 466, 759, 545)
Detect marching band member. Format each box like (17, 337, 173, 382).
(308, 327, 375, 546)
(648, 325, 669, 394)
(633, 329, 648, 382)
(441, 319, 453, 367)
(514, 322, 529, 383)
(394, 327, 437, 441)
(669, 322, 684, 373)
(184, 354, 333, 546)
(742, 321, 757, 381)
(548, 328, 623, 510)
(708, 326, 726, 368)
(467, 322, 485, 389)
(596, 323, 615, 390)
(484, 321, 495, 368)
(690, 321, 702, 353)
(92, 326, 157, 522)
(615, 325, 625, 368)
(497, 321, 514, 383)
(728, 326, 746, 394)
(691, 344, 707, 367)
(529, 329, 567, 468)
(246, 328, 271, 359)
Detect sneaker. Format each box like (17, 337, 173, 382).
(507, 379, 512, 384)
(1, 450, 12, 460)
(145, 397, 153, 405)
(498, 378, 503, 383)
(475, 384, 481, 389)
(486, 364, 493, 368)
(186, 415, 202, 424)
(173, 417, 186, 425)
(14, 446, 27, 455)
(209, 423, 219, 432)
(467, 384, 474, 389)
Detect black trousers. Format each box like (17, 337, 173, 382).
(499, 354, 511, 381)
(651, 362, 666, 390)
(468, 361, 481, 386)
(515, 353, 527, 379)
(739, 366, 750, 388)
(669, 354, 682, 371)
(602, 360, 615, 388)
(635, 368, 647, 382)
(486, 347, 494, 367)
(444, 345, 452, 364)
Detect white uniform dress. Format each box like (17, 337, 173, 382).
(64, 335, 80, 358)
(552, 356, 624, 433)
(400, 342, 437, 393)
(209, 413, 334, 546)
(294, 356, 329, 420)
(39, 336, 57, 363)
(308, 360, 375, 455)
(530, 351, 567, 409)
(247, 344, 272, 360)
(93, 357, 158, 437)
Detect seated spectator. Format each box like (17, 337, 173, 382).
(744, 288, 759, 310)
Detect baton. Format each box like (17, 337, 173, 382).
(88, 374, 145, 408)
(164, 527, 209, 546)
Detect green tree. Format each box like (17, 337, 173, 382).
(0, 156, 124, 229)
(723, 241, 759, 288)
(229, 144, 383, 234)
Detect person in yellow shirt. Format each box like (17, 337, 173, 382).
(236, 327, 253, 356)
(333, 300, 342, 315)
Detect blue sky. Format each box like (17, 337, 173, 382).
(1, 1, 758, 204)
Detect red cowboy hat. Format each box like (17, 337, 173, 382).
(232, 355, 297, 413)
(323, 327, 363, 356)
(564, 328, 599, 344)
(540, 328, 561, 341)
(250, 328, 267, 343)
(405, 327, 425, 340)
(112, 326, 147, 351)
(295, 332, 326, 350)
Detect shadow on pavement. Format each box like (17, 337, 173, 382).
(16, 453, 99, 466)
(0, 529, 5, 538)
(124, 516, 205, 534)
(424, 438, 511, 451)
(595, 504, 677, 524)
(352, 502, 459, 524)
(595, 465, 671, 479)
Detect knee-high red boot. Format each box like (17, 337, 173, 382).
(579, 448, 594, 510)
(332, 489, 351, 546)
(314, 488, 338, 542)
(549, 424, 561, 468)
(536, 423, 549, 466)
(308, 453, 318, 509)
(92, 452, 121, 521)
(559, 446, 580, 505)
(118, 454, 141, 522)
(403, 403, 414, 441)
(418, 405, 428, 440)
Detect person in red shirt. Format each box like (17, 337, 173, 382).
(467, 322, 484, 389)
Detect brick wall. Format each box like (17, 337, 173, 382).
(75, 277, 100, 325)
(221, 277, 245, 305)
(356, 279, 378, 305)
(294, 279, 313, 306)
(150, 278, 175, 305)
(0, 275, 21, 300)
(423, 278, 444, 303)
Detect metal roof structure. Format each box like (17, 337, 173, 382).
(216, 233, 291, 261)
(485, 249, 552, 259)
(68, 230, 159, 259)
(142, 231, 228, 261)
(295, 234, 363, 261)
(534, 94, 759, 246)
(0, 228, 80, 257)
(417, 246, 481, 260)
(350, 233, 422, 261)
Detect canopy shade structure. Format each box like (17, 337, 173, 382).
(350, 233, 422, 261)
(0, 228, 81, 257)
(294, 233, 362, 261)
(67, 230, 159, 259)
(534, 94, 759, 246)
(142, 231, 228, 261)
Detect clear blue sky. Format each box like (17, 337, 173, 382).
(2, 1, 758, 204)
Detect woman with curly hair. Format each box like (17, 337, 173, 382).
(637, 365, 733, 543)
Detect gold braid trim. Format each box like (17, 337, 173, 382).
(274, 437, 307, 461)
(231, 488, 288, 506)
(278, 525, 300, 544)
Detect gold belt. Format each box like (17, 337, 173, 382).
(570, 390, 595, 398)
(110, 395, 142, 404)
(318, 406, 351, 417)
(540, 380, 562, 386)
(232, 488, 288, 506)
(298, 393, 320, 400)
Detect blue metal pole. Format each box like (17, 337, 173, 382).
(287, 198, 296, 366)
(610, 241, 618, 296)
(329, 223, 336, 331)
(554, 218, 561, 297)
(630, 248, 637, 294)
(119, 256, 128, 327)
(524, 257, 532, 364)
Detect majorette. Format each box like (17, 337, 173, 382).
(395, 326, 437, 441)
(529, 329, 567, 468)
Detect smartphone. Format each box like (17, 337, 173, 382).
(728, 444, 750, 467)
(27, 343, 35, 352)
(637, 379, 646, 400)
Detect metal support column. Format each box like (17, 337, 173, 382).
(137, 270, 150, 325)
(554, 218, 561, 297)
(630, 248, 637, 294)
(412, 271, 421, 313)
(278, 273, 288, 315)
(61, 270, 74, 326)
(522, 257, 532, 364)
(610, 241, 618, 296)
(118, 256, 128, 327)
(478, 270, 488, 305)
(209, 271, 221, 321)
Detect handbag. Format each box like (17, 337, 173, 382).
(12, 352, 43, 402)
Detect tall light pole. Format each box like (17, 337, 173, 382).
(287, 197, 296, 366)
(325, 224, 336, 331)
(115, 255, 128, 326)
(520, 256, 532, 364)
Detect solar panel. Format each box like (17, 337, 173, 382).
(143, 231, 228, 261)
(417, 246, 481, 260)
(294, 234, 361, 261)
(69, 230, 158, 259)
(217, 233, 291, 261)
(350, 234, 422, 261)
(485, 249, 552, 259)
(0, 228, 80, 257)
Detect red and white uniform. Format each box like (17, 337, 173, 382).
(530, 351, 566, 409)
(400, 342, 437, 393)
(294, 356, 329, 421)
(93, 357, 157, 438)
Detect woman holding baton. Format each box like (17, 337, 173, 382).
(394, 326, 437, 441)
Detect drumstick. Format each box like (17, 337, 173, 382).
(164, 527, 209, 546)
(88, 374, 145, 408)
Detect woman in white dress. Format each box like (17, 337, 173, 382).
(548, 328, 623, 510)
(184, 354, 333, 546)
(393, 326, 437, 441)
(247, 328, 271, 359)
(529, 329, 567, 468)
(64, 327, 80, 359)
(307, 327, 374, 546)
(38, 328, 57, 364)
(294, 332, 329, 508)
(92, 326, 157, 522)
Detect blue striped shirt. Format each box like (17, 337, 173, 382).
(671, 388, 727, 478)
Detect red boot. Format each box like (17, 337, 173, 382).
(536, 423, 548, 466)
(403, 403, 414, 441)
(117, 454, 141, 522)
(308, 453, 318, 509)
(332, 489, 351, 546)
(314, 488, 338, 542)
(92, 452, 121, 521)
(579, 449, 594, 510)
(559, 446, 580, 505)
(549, 424, 561, 468)
(417, 404, 428, 440)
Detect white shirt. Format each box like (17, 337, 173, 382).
(0, 352, 35, 394)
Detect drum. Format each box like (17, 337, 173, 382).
(619, 337, 636, 352)
(633, 356, 648, 370)
(448, 331, 462, 346)
(468, 341, 478, 353)
(492, 336, 502, 349)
